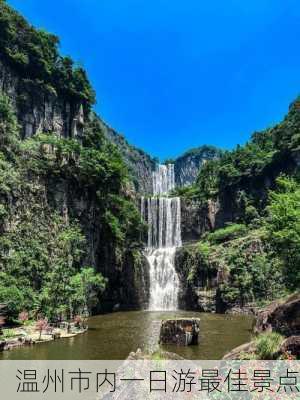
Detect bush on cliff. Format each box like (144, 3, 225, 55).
(0, 0, 95, 108)
(206, 223, 247, 244)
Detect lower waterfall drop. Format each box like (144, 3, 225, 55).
(147, 247, 180, 310)
(141, 165, 182, 311)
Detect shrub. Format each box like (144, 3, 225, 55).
(73, 315, 83, 328)
(70, 268, 107, 316)
(207, 224, 247, 243)
(0, 284, 24, 322)
(18, 311, 29, 324)
(2, 329, 15, 339)
(255, 332, 283, 360)
(35, 318, 49, 340)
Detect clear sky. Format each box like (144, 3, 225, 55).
(7, 0, 300, 160)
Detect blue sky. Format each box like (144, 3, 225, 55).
(7, 0, 300, 160)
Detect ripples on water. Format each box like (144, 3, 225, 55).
(0, 311, 253, 360)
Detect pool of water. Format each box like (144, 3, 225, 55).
(0, 311, 253, 360)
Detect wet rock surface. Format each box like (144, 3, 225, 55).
(159, 318, 200, 346)
(223, 341, 257, 360)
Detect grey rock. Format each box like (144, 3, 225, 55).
(159, 318, 200, 346)
(174, 146, 222, 188)
(223, 341, 257, 360)
(255, 294, 300, 336)
(280, 336, 300, 357)
(98, 118, 156, 194)
(0, 59, 85, 140)
(175, 246, 218, 312)
(181, 198, 219, 242)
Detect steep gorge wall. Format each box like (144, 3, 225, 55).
(45, 175, 150, 311)
(99, 118, 155, 194)
(180, 151, 300, 244)
(174, 146, 221, 188)
(0, 58, 150, 312)
(181, 198, 220, 243)
(0, 59, 85, 140)
(0, 57, 155, 195)
(175, 245, 218, 312)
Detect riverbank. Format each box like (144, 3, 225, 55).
(223, 293, 300, 360)
(0, 323, 88, 352)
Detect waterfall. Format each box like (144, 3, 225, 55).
(152, 164, 175, 195)
(141, 164, 182, 311)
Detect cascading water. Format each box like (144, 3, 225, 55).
(141, 164, 182, 311)
(152, 164, 175, 195)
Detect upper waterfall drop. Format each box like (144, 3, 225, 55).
(152, 164, 175, 195)
(141, 163, 182, 311)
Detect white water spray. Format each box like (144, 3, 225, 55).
(152, 164, 175, 195)
(141, 164, 182, 311)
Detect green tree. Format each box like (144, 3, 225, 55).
(265, 176, 300, 289)
(70, 268, 107, 316)
(0, 2, 95, 108)
(38, 224, 86, 320)
(0, 273, 24, 321)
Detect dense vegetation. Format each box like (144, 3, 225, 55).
(181, 99, 300, 203)
(0, 1, 147, 327)
(0, 0, 95, 110)
(97, 117, 156, 193)
(179, 98, 300, 309)
(0, 0, 299, 329)
(0, 93, 144, 323)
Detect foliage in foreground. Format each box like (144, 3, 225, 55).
(255, 332, 284, 360)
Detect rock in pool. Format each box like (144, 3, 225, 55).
(159, 318, 200, 346)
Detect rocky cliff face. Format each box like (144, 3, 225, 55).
(0, 58, 150, 312)
(180, 151, 299, 244)
(254, 293, 300, 336)
(0, 56, 155, 195)
(174, 145, 221, 187)
(98, 118, 155, 194)
(175, 233, 269, 314)
(181, 198, 220, 243)
(0, 59, 85, 140)
(175, 245, 218, 312)
(46, 175, 150, 312)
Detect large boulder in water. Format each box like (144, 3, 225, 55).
(159, 318, 200, 346)
(127, 348, 185, 360)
